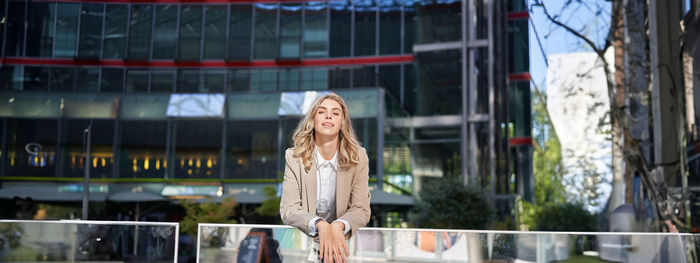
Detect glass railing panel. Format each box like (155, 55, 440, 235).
(197, 224, 700, 263)
(0, 220, 178, 262)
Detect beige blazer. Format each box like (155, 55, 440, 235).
(280, 147, 371, 239)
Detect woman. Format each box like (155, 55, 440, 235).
(280, 93, 371, 263)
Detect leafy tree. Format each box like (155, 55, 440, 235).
(256, 186, 281, 219)
(409, 177, 493, 229)
(179, 196, 237, 235)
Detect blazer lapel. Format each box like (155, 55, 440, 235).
(304, 163, 318, 214)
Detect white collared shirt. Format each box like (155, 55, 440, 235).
(308, 148, 351, 237)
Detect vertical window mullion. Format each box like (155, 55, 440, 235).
(22, 0, 28, 56)
(124, 4, 131, 59)
(149, 4, 155, 61)
(100, 3, 106, 60)
(249, 5, 255, 61)
(75, 2, 82, 58)
(1, 0, 9, 56)
(199, 4, 205, 61)
(224, 4, 231, 60)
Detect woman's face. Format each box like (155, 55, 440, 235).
(313, 98, 343, 138)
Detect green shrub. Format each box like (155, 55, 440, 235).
(536, 203, 596, 231)
(409, 177, 493, 229)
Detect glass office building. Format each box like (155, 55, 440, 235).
(0, 0, 531, 224)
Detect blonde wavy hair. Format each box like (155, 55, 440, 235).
(292, 93, 362, 171)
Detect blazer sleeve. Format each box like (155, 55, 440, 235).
(279, 148, 317, 237)
(337, 148, 372, 239)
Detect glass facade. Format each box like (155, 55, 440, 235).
(0, 0, 531, 222)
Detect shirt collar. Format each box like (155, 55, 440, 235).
(314, 147, 338, 170)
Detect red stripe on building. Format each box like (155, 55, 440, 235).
(0, 55, 413, 68)
(509, 137, 532, 146)
(508, 72, 531, 82)
(507, 11, 529, 20)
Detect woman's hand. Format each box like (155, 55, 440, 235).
(317, 221, 349, 263)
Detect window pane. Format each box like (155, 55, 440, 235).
(353, 65, 376, 88)
(278, 69, 300, 91)
(253, 4, 278, 59)
(304, 2, 328, 58)
(404, 64, 416, 113)
(103, 5, 128, 59)
(77, 68, 100, 92)
(204, 6, 227, 59)
(127, 5, 152, 60)
(51, 67, 75, 91)
(279, 4, 301, 59)
(378, 65, 400, 100)
(250, 69, 276, 92)
(379, 1, 401, 55)
(226, 121, 277, 179)
(508, 20, 529, 73)
(329, 2, 351, 57)
(229, 5, 252, 60)
(177, 69, 200, 92)
(5, 119, 58, 178)
(55, 3, 79, 58)
(23, 67, 50, 91)
(354, 1, 377, 56)
(5, 1, 26, 56)
(100, 68, 124, 92)
(203, 70, 225, 92)
(151, 69, 174, 92)
(60, 120, 114, 179)
(414, 49, 461, 115)
(228, 70, 249, 91)
(78, 4, 104, 59)
(174, 120, 222, 179)
(119, 121, 166, 178)
(329, 67, 351, 89)
(415, 1, 461, 44)
(153, 5, 178, 59)
(301, 68, 328, 90)
(179, 5, 202, 61)
(126, 69, 149, 92)
(404, 0, 416, 53)
(26, 2, 55, 57)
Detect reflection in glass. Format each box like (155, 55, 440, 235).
(204, 6, 227, 59)
(23, 67, 50, 91)
(119, 121, 167, 178)
(4, 119, 58, 178)
(76, 68, 100, 92)
(280, 4, 302, 59)
(404, 1, 416, 53)
(301, 68, 328, 90)
(509, 20, 529, 74)
(174, 121, 222, 179)
(5, 1, 26, 56)
(379, 1, 401, 55)
(151, 69, 175, 92)
(126, 69, 149, 93)
(378, 65, 401, 101)
(101, 68, 124, 92)
(78, 4, 104, 59)
(55, 3, 80, 58)
(254, 4, 278, 59)
(415, 1, 461, 44)
(128, 5, 153, 60)
(204, 70, 226, 93)
(228, 70, 250, 91)
(413, 50, 461, 116)
(329, 2, 351, 57)
(51, 67, 75, 92)
(278, 69, 300, 91)
(153, 5, 178, 59)
(354, 1, 377, 56)
(26, 2, 55, 57)
(60, 120, 114, 178)
(179, 5, 203, 61)
(229, 5, 253, 60)
(304, 2, 328, 58)
(329, 67, 351, 89)
(226, 121, 277, 179)
(250, 69, 277, 92)
(177, 69, 200, 93)
(103, 5, 128, 59)
(353, 66, 377, 88)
